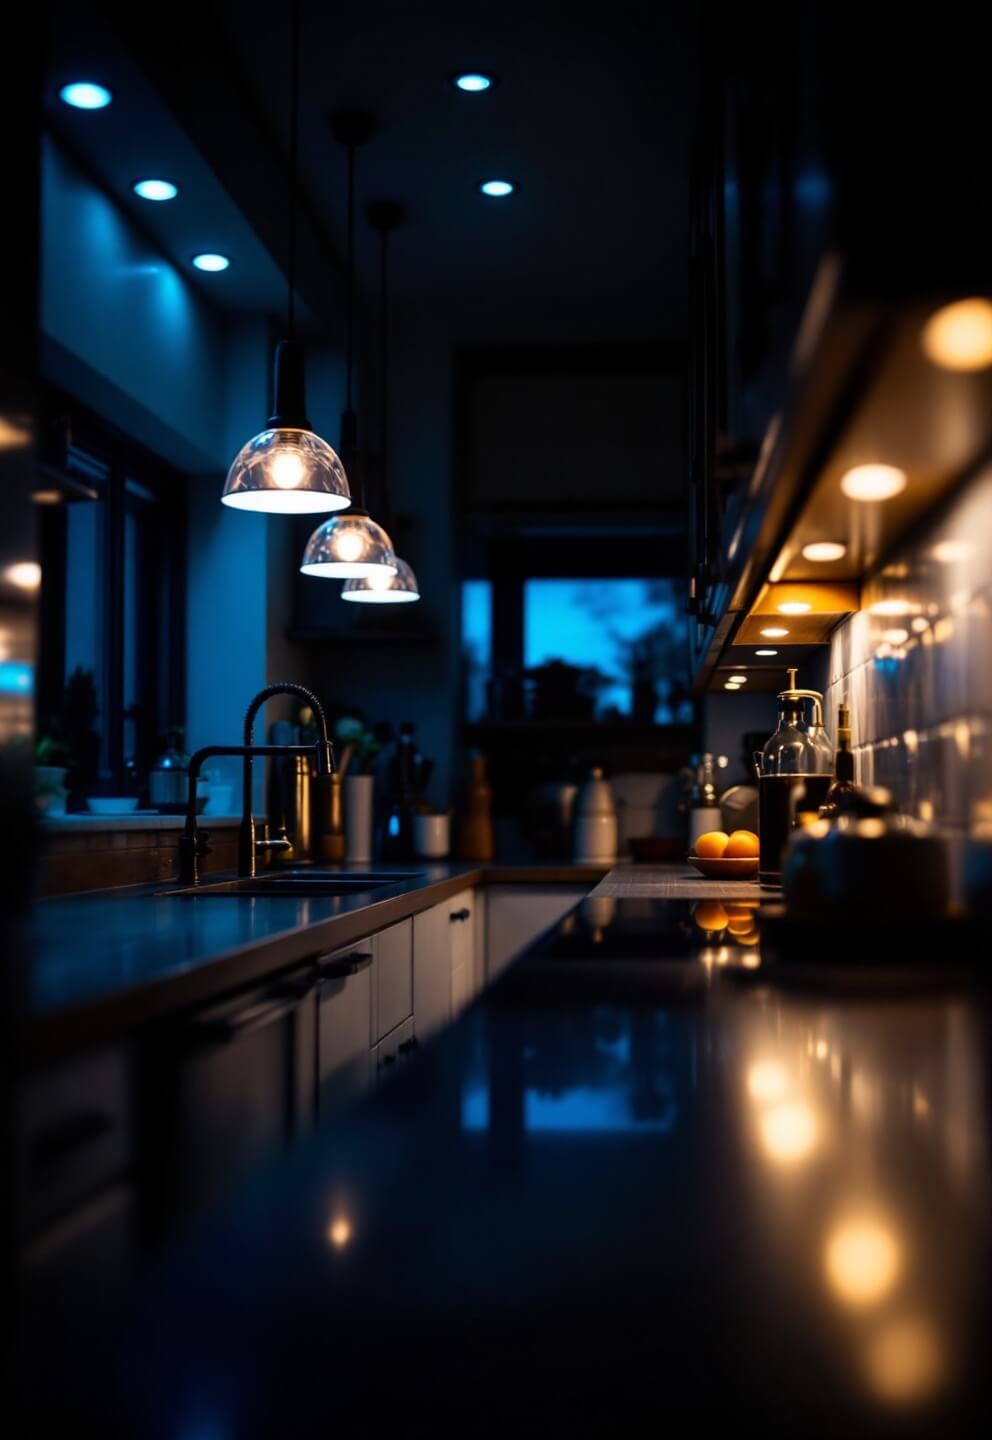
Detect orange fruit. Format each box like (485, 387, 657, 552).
(695, 830, 729, 859)
(694, 901, 729, 932)
(725, 829, 759, 859)
(727, 915, 756, 935)
(735, 929, 760, 946)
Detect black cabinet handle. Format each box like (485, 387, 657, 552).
(398, 1037, 418, 1055)
(379, 1051, 396, 1068)
(449, 908, 471, 923)
(317, 950, 373, 980)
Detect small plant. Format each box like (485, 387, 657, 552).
(336, 716, 381, 773)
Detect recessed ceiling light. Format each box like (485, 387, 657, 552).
(755, 649, 778, 656)
(453, 72, 496, 93)
(840, 463, 907, 502)
(60, 81, 112, 110)
(868, 598, 914, 617)
(134, 178, 178, 202)
(729, 674, 747, 684)
(777, 600, 811, 615)
(478, 179, 516, 198)
(760, 627, 789, 638)
(921, 298, 992, 372)
(724, 682, 741, 691)
(192, 253, 230, 272)
(802, 541, 847, 563)
(932, 539, 970, 565)
(3, 560, 42, 590)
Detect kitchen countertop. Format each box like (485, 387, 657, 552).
(591, 860, 764, 900)
(20, 891, 992, 1435)
(24, 862, 606, 1062)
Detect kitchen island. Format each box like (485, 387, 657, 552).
(17, 879, 991, 1436)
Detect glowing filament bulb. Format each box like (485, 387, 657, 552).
(269, 449, 305, 489)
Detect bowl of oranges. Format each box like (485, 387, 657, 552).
(689, 829, 760, 879)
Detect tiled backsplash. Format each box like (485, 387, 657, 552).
(825, 458, 992, 891)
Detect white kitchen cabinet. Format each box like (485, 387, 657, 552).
(412, 902, 450, 1042)
(373, 918, 413, 1042)
(448, 888, 476, 1016)
(315, 942, 374, 1117)
(371, 1016, 416, 1089)
(486, 886, 587, 981)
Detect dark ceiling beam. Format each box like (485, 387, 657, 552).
(99, 0, 359, 348)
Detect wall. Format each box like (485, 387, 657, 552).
(825, 458, 992, 896)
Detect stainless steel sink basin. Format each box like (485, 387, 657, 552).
(159, 870, 424, 898)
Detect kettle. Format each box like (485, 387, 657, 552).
(758, 668, 834, 883)
(783, 786, 950, 927)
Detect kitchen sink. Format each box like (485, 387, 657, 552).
(159, 870, 424, 898)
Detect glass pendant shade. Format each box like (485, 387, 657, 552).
(222, 342, 351, 515)
(300, 509, 398, 579)
(341, 554, 419, 603)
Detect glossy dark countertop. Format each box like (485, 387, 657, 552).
(22, 894, 992, 1436)
(24, 862, 604, 1062)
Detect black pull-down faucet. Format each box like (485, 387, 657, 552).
(177, 683, 334, 886)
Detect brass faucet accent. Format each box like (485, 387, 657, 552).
(176, 683, 334, 886)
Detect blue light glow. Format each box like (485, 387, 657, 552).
(60, 82, 112, 110)
(461, 579, 492, 722)
(478, 179, 516, 198)
(133, 178, 179, 202)
(192, 253, 230, 272)
(0, 661, 33, 694)
(454, 72, 494, 93)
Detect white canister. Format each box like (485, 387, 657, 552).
(344, 774, 375, 863)
(413, 812, 450, 859)
(573, 768, 618, 864)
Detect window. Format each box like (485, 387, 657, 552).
(461, 579, 492, 723)
(37, 392, 186, 797)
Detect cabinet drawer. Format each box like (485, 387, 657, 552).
(374, 919, 413, 1042)
(16, 1047, 131, 1238)
(371, 1016, 416, 1090)
(316, 943, 373, 1116)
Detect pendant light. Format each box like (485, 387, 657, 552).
(342, 202, 420, 604)
(301, 112, 397, 579)
(222, 1, 350, 515)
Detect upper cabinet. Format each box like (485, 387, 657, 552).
(688, 4, 992, 691)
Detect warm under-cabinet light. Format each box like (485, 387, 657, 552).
(760, 627, 789, 639)
(922, 297, 992, 372)
(840, 464, 907, 502)
(724, 682, 741, 690)
(777, 600, 811, 615)
(755, 648, 778, 656)
(825, 1215, 902, 1308)
(802, 541, 847, 562)
(729, 674, 747, 684)
(869, 598, 915, 617)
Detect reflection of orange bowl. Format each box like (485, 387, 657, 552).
(694, 900, 729, 932)
(688, 855, 759, 880)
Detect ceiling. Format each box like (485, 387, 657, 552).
(47, 0, 697, 346)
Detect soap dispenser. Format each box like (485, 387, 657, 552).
(758, 668, 833, 884)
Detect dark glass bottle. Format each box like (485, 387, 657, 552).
(819, 703, 857, 817)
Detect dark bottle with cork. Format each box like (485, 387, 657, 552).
(758, 668, 833, 884)
(819, 703, 857, 818)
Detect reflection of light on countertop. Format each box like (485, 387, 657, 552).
(865, 1315, 944, 1404)
(327, 1217, 352, 1249)
(748, 1061, 789, 1104)
(740, 952, 761, 969)
(825, 1214, 902, 1307)
(912, 1085, 930, 1119)
(815, 1039, 829, 1061)
(761, 1102, 817, 1165)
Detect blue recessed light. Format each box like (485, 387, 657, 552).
(453, 72, 495, 93)
(60, 81, 112, 110)
(478, 179, 516, 198)
(133, 178, 179, 202)
(192, 253, 230, 272)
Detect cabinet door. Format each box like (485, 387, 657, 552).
(412, 903, 450, 1043)
(371, 1016, 416, 1091)
(316, 945, 373, 1119)
(447, 888, 475, 1017)
(486, 887, 588, 981)
(147, 970, 316, 1229)
(374, 919, 413, 1042)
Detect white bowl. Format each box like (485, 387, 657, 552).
(87, 797, 140, 815)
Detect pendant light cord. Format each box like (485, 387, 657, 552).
(287, 0, 301, 340)
(345, 137, 367, 507)
(379, 222, 390, 519)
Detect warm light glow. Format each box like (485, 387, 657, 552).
(335, 530, 365, 563)
(825, 1216, 902, 1307)
(865, 1316, 944, 1404)
(755, 648, 778, 656)
(883, 628, 909, 645)
(342, 554, 421, 604)
(932, 539, 970, 565)
(868, 598, 915, 617)
(760, 627, 789, 638)
(802, 541, 847, 562)
(724, 681, 741, 690)
(3, 561, 41, 590)
(840, 464, 907, 502)
(729, 674, 747, 684)
(760, 1102, 817, 1165)
(0, 417, 31, 450)
(31, 490, 62, 506)
(921, 297, 992, 371)
(327, 1217, 352, 1248)
(747, 1061, 789, 1104)
(301, 513, 398, 580)
(777, 600, 811, 615)
(815, 1039, 829, 1061)
(269, 449, 305, 490)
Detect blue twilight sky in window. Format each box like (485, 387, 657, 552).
(461, 579, 492, 723)
(525, 579, 690, 723)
